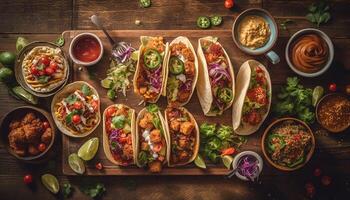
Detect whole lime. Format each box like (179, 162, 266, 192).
(0, 51, 16, 67)
(0, 67, 14, 82)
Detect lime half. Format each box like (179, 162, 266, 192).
(41, 174, 59, 194)
(68, 153, 85, 174)
(131, 50, 139, 61)
(222, 155, 234, 170)
(78, 137, 99, 161)
(312, 86, 324, 107)
(101, 78, 112, 89)
(194, 155, 206, 169)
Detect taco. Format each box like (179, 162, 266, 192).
(166, 36, 198, 106)
(133, 36, 169, 103)
(102, 104, 136, 166)
(232, 60, 272, 135)
(22, 46, 68, 93)
(197, 36, 235, 116)
(135, 104, 169, 173)
(51, 81, 100, 137)
(164, 107, 199, 167)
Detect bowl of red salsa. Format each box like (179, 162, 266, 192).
(69, 33, 103, 66)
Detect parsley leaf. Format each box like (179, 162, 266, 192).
(62, 183, 73, 198)
(306, 0, 331, 27)
(65, 94, 77, 105)
(37, 75, 50, 83)
(81, 183, 106, 198)
(81, 84, 91, 96)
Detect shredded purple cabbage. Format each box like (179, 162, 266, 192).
(112, 42, 135, 63)
(180, 79, 192, 91)
(146, 65, 162, 93)
(109, 129, 122, 153)
(237, 155, 260, 181)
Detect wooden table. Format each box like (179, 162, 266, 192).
(1, 0, 350, 199)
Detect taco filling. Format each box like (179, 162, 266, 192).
(167, 42, 196, 105)
(137, 105, 167, 172)
(201, 39, 233, 114)
(241, 66, 269, 126)
(53, 84, 100, 135)
(104, 105, 134, 166)
(166, 107, 197, 165)
(136, 37, 166, 102)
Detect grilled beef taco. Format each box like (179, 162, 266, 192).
(135, 104, 169, 173)
(133, 36, 169, 103)
(166, 36, 198, 106)
(51, 81, 100, 137)
(164, 107, 199, 167)
(197, 36, 235, 116)
(103, 104, 136, 166)
(232, 60, 272, 135)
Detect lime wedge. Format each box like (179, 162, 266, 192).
(312, 86, 324, 107)
(101, 78, 112, 89)
(41, 174, 59, 194)
(68, 153, 85, 174)
(131, 50, 139, 61)
(194, 154, 206, 169)
(222, 155, 234, 170)
(78, 137, 99, 161)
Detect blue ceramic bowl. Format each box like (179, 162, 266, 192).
(232, 8, 278, 55)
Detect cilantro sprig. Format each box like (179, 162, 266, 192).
(306, 0, 331, 27)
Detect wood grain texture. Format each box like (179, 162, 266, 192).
(0, 0, 350, 199)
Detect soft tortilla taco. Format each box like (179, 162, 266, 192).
(164, 106, 199, 167)
(166, 36, 198, 106)
(103, 104, 136, 166)
(196, 36, 235, 116)
(232, 60, 272, 135)
(133, 36, 169, 103)
(135, 104, 169, 173)
(22, 46, 68, 93)
(51, 81, 100, 138)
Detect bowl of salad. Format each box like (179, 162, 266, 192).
(261, 118, 315, 171)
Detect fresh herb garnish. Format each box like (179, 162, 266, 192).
(273, 77, 315, 124)
(65, 110, 79, 124)
(37, 75, 50, 83)
(81, 183, 106, 199)
(81, 84, 91, 96)
(306, 0, 331, 27)
(65, 94, 78, 105)
(36, 63, 45, 70)
(146, 104, 159, 113)
(280, 19, 294, 30)
(138, 151, 148, 166)
(112, 115, 126, 129)
(139, 0, 151, 8)
(62, 183, 73, 198)
(55, 36, 65, 47)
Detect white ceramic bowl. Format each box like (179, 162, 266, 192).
(232, 151, 263, 181)
(69, 32, 104, 66)
(285, 28, 334, 77)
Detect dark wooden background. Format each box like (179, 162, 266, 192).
(1, 0, 350, 199)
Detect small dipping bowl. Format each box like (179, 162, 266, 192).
(232, 151, 263, 181)
(232, 8, 280, 64)
(285, 28, 334, 77)
(69, 32, 104, 66)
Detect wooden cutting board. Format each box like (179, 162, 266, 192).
(61, 30, 267, 175)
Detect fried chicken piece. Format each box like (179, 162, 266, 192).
(28, 144, 40, 156)
(122, 144, 133, 160)
(178, 138, 189, 149)
(9, 120, 21, 130)
(23, 124, 41, 143)
(178, 90, 191, 103)
(170, 119, 181, 132)
(21, 113, 36, 125)
(41, 128, 52, 144)
(141, 141, 149, 151)
(115, 107, 129, 117)
(139, 112, 154, 130)
(13, 146, 27, 157)
(148, 161, 162, 173)
(178, 151, 189, 161)
(180, 121, 194, 135)
(181, 48, 194, 62)
(184, 61, 195, 76)
(150, 129, 161, 143)
(139, 87, 147, 95)
(8, 128, 27, 146)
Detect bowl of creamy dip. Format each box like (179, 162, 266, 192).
(232, 8, 280, 64)
(286, 28, 334, 77)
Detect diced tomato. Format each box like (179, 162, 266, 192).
(39, 70, 45, 76)
(153, 143, 162, 152)
(209, 44, 224, 57)
(30, 65, 39, 76)
(72, 115, 81, 124)
(49, 62, 58, 71)
(23, 174, 33, 185)
(246, 86, 267, 105)
(256, 74, 267, 86)
(44, 67, 55, 75)
(106, 106, 116, 118)
(244, 111, 262, 125)
(313, 168, 322, 177)
(40, 55, 51, 66)
(118, 136, 128, 144)
(95, 162, 103, 170)
(221, 147, 236, 156)
(38, 143, 46, 152)
(91, 100, 99, 111)
(105, 121, 111, 132)
(73, 101, 83, 110)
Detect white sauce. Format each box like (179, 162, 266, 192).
(142, 129, 158, 158)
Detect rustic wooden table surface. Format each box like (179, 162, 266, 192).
(1, 0, 350, 199)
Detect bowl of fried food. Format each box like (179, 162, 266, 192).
(0, 106, 56, 162)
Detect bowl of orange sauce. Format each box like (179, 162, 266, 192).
(69, 32, 103, 66)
